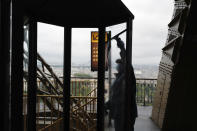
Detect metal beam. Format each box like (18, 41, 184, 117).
(27, 19, 37, 131)
(63, 27, 72, 131)
(97, 26, 106, 131)
(11, 1, 24, 130)
(110, 29, 127, 40)
(126, 18, 133, 65)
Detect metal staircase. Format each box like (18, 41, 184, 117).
(23, 33, 97, 130)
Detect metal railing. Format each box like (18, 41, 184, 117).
(70, 78, 97, 97)
(23, 77, 157, 130)
(23, 94, 97, 131)
(136, 78, 157, 106)
(36, 95, 63, 130)
(23, 95, 63, 130)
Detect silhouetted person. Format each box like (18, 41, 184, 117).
(115, 37, 126, 62)
(128, 65, 138, 131)
(111, 59, 125, 131)
(111, 37, 137, 131)
(105, 72, 119, 127)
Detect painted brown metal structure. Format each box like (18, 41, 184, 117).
(152, 0, 197, 130)
(1, 0, 134, 131)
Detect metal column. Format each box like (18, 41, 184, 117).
(27, 19, 37, 131)
(11, 1, 24, 131)
(124, 17, 133, 130)
(63, 27, 72, 131)
(1, 0, 11, 130)
(97, 26, 106, 131)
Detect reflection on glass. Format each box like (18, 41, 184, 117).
(104, 60, 126, 131)
(104, 26, 127, 131)
(23, 24, 29, 130)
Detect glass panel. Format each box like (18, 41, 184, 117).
(36, 23, 64, 131)
(70, 28, 98, 131)
(105, 23, 127, 131)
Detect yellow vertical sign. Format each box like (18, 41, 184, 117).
(91, 32, 108, 71)
(91, 32, 108, 43)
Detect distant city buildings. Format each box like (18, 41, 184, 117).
(51, 64, 159, 79)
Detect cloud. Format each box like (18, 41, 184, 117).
(37, 23, 64, 64)
(37, 0, 174, 66)
(121, 0, 174, 65)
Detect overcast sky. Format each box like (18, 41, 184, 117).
(37, 0, 174, 66)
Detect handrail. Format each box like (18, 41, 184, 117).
(65, 76, 158, 80)
(86, 87, 97, 96)
(37, 53, 63, 88)
(72, 98, 97, 113)
(24, 94, 97, 99)
(71, 87, 97, 109)
(71, 96, 97, 99)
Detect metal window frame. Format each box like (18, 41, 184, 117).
(10, 0, 24, 130)
(7, 2, 134, 130)
(27, 18, 37, 131)
(1, 0, 11, 131)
